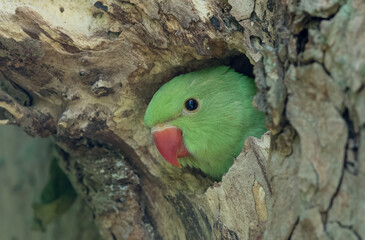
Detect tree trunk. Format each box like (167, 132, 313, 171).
(0, 0, 363, 239)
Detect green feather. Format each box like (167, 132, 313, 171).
(145, 66, 266, 180)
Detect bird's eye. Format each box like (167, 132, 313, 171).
(184, 98, 199, 112)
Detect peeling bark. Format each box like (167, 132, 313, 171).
(259, 0, 365, 239)
(0, 0, 364, 239)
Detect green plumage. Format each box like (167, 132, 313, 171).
(145, 66, 266, 180)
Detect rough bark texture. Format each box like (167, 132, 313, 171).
(0, 0, 364, 240)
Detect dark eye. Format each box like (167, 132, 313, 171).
(184, 98, 199, 112)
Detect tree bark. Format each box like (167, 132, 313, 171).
(0, 0, 364, 239)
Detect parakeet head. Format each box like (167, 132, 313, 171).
(144, 66, 266, 179)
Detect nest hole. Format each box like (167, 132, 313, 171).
(142, 53, 254, 104)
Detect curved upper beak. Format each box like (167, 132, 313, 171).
(152, 125, 189, 168)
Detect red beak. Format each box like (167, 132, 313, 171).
(152, 127, 189, 168)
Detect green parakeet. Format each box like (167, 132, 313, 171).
(144, 66, 266, 180)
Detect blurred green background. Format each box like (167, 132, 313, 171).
(0, 126, 101, 240)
